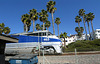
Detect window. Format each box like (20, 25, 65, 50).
(63, 40, 67, 42)
(26, 33, 38, 36)
(98, 31, 100, 33)
(42, 32, 46, 36)
(96, 37, 98, 39)
(26, 32, 53, 36)
(27, 33, 42, 36)
(33, 33, 38, 36)
(48, 32, 53, 36)
(65, 40, 67, 42)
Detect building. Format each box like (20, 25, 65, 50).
(61, 34, 87, 45)
(91, 29, 100, 39)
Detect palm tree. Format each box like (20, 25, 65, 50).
(80, 27, 84, 33)
(24, 18, 31, 32)
(40, 25, 46, 30)
(21, 14, 27, 32)
(3, 27, 10, 34)
(36, 24, 41, 31)
(60, 32, 67, 48)
(27, 20, 31, 31)
(29, 9, 38, 32)
(85, 14, 91, 40)
(75, 27, 81, 37)
(80, 27, 84, 38)
(75, 27, 79, 33)
(39, 9, 48, 30)
(46, 1, 57, 34)
(0, 23, 10, 34)
(75, 16, 82, 30)
(0, 28, 3, 34)
(55, 17, 61, 38)
(89, 12, 95, 39)
(45, 21, 51, 31)
(75, 27, 84, 37)
(79, 9, 88, 40)
(21, 14, 31, 32)
(0, 23, 5, 34)
(0, 23, 5, 28)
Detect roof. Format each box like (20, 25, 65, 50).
(12, 30, 49, 35)
(0, 34, 18, 43)
(95, 29, 100, 31)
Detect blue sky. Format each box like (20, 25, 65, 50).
(0, 0, 100, 36)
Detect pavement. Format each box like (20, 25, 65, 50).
(38, 54, 100, 64)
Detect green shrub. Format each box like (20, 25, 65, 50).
(64, 39, 100, 52)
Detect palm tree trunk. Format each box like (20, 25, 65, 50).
(51, 12, 55, 35)
(78, 21, 82, 38)
(24, 23, 28, 32)
(47, 27, 49, 31)
(26, 24, 28, 32)
(57, 25, 59, 38)
(24, 24, 26, 32)
(87, 22, 91, 40)
(91, 20, 95, 40)
(83, 17, 88, 40)
(64, 38, 66, 48)
(43, 22, 45, 30)
(78, 22, 80, 30)
(47, 27, 49, 36)
(33, 20, 35, 32)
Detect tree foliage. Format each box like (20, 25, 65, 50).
(36, 24, 41, 30)
(45, 21, 51, 30)
(75, 16, 82, 23)
(55, 18, 61, 25)
(0, 23, 10, 34)
(75, 27, 84, 37)
(60, 32, 67, 48)
(79, 9, 85, 17)
(21, 14, 31, 32)
(39, 9, 48, 22)
(29, 9, 38, 21)
(46, 1, 57, 13)
(40, 24, 46, 30)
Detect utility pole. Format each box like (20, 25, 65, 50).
(75, 48, 78, 64)
(38, 32, 40, 56)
